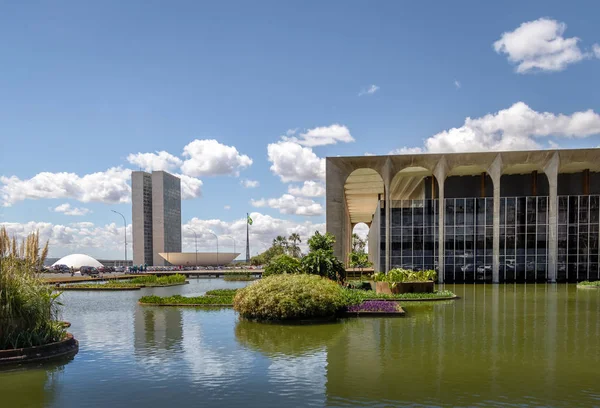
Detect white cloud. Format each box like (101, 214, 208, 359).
(224, 205, 231, 210)
(454, 80, 461, 89)
(183, 212, 325, 256)
(389, 146, 424, 155)
(126, 151, 182, 172)
(359, 84, 380, 96)
(283, 124, 354, 147)
(494, 18, 599, 73)
(1, 167, 132, 207)
(267, 141, 325, 182)
(594, 44, 600, 58)
(0, 221, 132, 259)
(287, 181, 326, 197)
(251, 194, 323, 216)
(3, 212, 327, 260)
(52, 203, 91, 216)
(175, 173, 203, 199)
(392, 102, 600, 154)
(241, 179, 259, 188)
(181, 139, 253, 177)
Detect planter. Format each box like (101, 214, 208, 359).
(375, 281, 434, 294)
(0, 333, 79, 367)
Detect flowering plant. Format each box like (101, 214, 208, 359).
(346, 300, 401, 313)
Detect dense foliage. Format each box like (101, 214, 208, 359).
(233, 274, 346, 321)
(578, 281, 600, 287)
(263, 254, 302, 277)
(205, 289, 239, 297)
(128, 274, 186, 285)
(0, 228, 66, 350)
(139, 294, 234, 305)
(349, 252, 372, 270)
(301, 232, 346, 282)
(342, 288, 455, 304)
(372, 269, 436, 283)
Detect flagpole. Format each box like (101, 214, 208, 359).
(246, 213, 250, 263)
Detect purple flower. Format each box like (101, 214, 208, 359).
(347, 300, 400, 313)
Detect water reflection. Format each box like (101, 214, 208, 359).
(0, 360, 68, 407)
(235, 319, 347, 357)
(326, 284, 600, 407)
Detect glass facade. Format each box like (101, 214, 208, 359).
(379, 194, 600, 283)
(558, 195, 600, 282)
(499, 196, 548, 283)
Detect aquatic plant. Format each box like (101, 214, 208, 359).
(578, 281, 600, 287)
(139, 294, 234, 305)
(342, 288, 454, 304)
(205, 288, 239, 297)
(0, 227, 66, 349)
(233, 274, 346, 321)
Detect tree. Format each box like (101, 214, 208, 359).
(352, 233, 366, 253)
(288, 233, 302, 258)
(302, 231, 346, 283)
(307, 231, 336, 252)
(263, 254, 302, 277)
(349, 251, 373, 279)
(272, 235, 288, 252)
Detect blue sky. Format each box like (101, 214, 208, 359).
(1, 0, 600, 259)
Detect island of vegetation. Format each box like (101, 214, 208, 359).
(58, 274, 188, 290)
(0, 227, 78, 365)
(577, 281, 600, 288)
(138, 231, 456, 321)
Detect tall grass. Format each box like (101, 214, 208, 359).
(0, 227, 65, 350)
(128, 274, 186, 285)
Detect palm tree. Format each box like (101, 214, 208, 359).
(272, 235, 288, 252)
(288, 233, 302, 258)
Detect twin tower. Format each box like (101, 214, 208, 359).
(131, 171, 182, 266)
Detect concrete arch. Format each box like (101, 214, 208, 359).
(390, 166, 430, 201)
(344, 168, 385, 225)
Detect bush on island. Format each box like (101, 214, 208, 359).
(233, 274, 346, 321)
(263, 254, 302, 277)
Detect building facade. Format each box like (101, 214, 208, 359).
(132, 170, 182, 266)
(326, 149, 600, 283)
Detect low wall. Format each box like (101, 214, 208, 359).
(0, 333, 79, 367)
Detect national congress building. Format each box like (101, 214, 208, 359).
(326, 148, 600, 283)
(132, 170, 182, 266)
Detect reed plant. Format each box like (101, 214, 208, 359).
(0, 227, 65, 350)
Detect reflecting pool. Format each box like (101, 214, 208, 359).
(2, 281, 600, 407)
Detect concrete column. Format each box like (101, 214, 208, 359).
(488, 154, 503, 284)
(544, 152, 560, 283)
(326, 159, 349, 264)
(433, 158, 448, 284)
(384, 160, 392, 273)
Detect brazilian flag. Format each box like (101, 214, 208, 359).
(247, 215, 253, 225)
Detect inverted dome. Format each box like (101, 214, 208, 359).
(52, 254, 103, 270)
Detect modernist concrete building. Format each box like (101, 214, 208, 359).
(132, 171, 182, 266)
(326, 148, 600, 283)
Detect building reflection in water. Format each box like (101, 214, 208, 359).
(134, 306, 183, 355)
(324, 284, 600, 406)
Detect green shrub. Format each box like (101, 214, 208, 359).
(263, 254, 302, 277)
(139, 294, 234, 305)
(128, 274, 186, 285)
(578, 281, 600, 287)
(233, 274, 346, 321)
(205, 289, 238, 296)
(302, 249, 346, 282)
(223, 272, 256, 281)
(372, 269, 436, 283)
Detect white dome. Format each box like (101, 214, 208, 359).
(52, 254, 103, 270)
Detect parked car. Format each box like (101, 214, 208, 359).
(53, 264, 70, 273)
(80, 266, 100, 277)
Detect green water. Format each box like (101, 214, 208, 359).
(2, 281, 600, 407)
